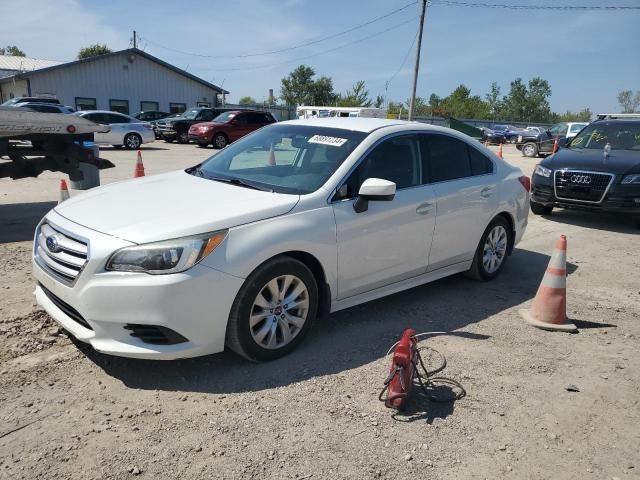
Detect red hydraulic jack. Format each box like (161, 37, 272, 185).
(379, 328, 466, 410)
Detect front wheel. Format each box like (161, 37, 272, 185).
(177, 132, 189, 144)
(213, 133, 228, 149)
(226, 257, 318, 361)
(522, 142, 538, 157)
(530, 201, 553, 215)
(465, 217, 511, 281)
(123, 133, 141, 150)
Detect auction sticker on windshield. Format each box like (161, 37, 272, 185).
(308, 135, 348, 147)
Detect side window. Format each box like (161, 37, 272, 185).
(235, 114, 248, 125)
(200, 110, 214, 121)
(343, 135, 422, 197)
(247, 113, 264, 124)
(107, 113, 129, 124)
(424, 134, 471, 182)
(84, 113, 106, 124)
(569, 124, 584, 134)
(468, 146, 493, 176)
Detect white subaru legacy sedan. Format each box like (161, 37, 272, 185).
(33, 118, 529, 361)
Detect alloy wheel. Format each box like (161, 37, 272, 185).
(250, 275, 309, 350)
(482, 225, 508, 274)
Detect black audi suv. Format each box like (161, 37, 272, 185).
(530, 116, 640, 224)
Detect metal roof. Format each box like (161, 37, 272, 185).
(0, 55, 61, 72)
(0, 48, 228, 94)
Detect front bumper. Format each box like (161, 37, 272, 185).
(188, 131, 212, 143)
(157, 127, 176, 140)
(531, 174, 640, 214)
(33, 210, 244, 359)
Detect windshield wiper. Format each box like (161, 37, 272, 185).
(209, 176, 273, 192)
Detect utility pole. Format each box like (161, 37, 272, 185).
(408, 0, 427, 121)
(133, 30, 137, 49)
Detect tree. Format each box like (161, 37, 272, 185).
(337, 80, 372, 107)
(280, 65, 317, 106)
(266, 93, 277, 106)
(238, 96, 256, 105)
(311, 76, 338, 105)
(554, 108, 593, 122)
(485, 82, 502, 119)
(374, 95, 384, 109)
(77, 44, 112, 60)
(618, 90, 640, 113)
(0, 45, 26, 56)
(500, 77, 553, 123)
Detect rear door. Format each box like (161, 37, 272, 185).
(82, 113, 109, 143)
(229, 113, 253, 141)
(422, 133, 498, 272)
(332, 134, 436, 298)
(105, 113, 131, 144)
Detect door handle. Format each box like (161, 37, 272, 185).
(480, 187, 493, 198)
(416, 202, 433, 215)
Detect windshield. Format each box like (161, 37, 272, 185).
(213, 111, 237, 123)
(191, 124, 368, 194)
(569, 123, 640, 150)
(180, 109, 200, 119)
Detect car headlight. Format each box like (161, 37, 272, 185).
(621, 174, 640, 184)
(534, 165, 552, 178)
(106, 231, 227, 274)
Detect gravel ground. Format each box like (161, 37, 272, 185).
(0, 143, 638, 480)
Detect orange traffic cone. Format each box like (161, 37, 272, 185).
(520, 235, 577, 332)
(497, 143, 503, 159)
(58, 179, 70, 204)
(134, 150, 145, 177)
(552, 137, 559, 153)
(267, 144, 276, 166)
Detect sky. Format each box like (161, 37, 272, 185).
(3, 0, 639, 114)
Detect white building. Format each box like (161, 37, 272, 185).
(0, 48, 228, 114)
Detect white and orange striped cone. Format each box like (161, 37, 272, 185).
(267, 143, 276, 166)
(58, 179, 70, 204)
(520, 235, 577, 332)
(497, 143, 503, 159)
(134, 150, 145, 177)
(552, 137, 559, 153)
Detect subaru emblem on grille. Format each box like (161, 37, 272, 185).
(46, 235, 61, 253)
(570, 175, 591, 184)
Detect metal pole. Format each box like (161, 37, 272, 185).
(408, 0, 427, 121)
(133, 31, 137, 49)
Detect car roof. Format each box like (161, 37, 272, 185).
(76, 110, 131, 115)
(279, 117, 437, 133)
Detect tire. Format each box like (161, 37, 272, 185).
(225, 256, 318, 361)
(177, 131, 189, 144)
(522, 142, 538, 158)
(465, 216, 511, 281)
(123, 133, 142, 150)
(197, 142, 209, 148)
(530, 201, 553, 215)
(213, 133, 228, 149)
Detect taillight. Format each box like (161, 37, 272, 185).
(519, 175, 531, 192)
(143, 123, 153, 130)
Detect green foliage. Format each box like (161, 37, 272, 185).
(553, 108, 593, 122)
(0, 45, 26, 56)
(238, 96, 256, 105)
(337, 80, 372, 107)
(374, 95, 384, 109)
(485, 82, 502, 120)
(77, 44, 112, 60)
(618, 90, 640, 113)
(280, 65, 338, 106)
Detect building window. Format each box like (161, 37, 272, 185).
(170, 103, 187, 114)
(109, 99, 129, 115)
(196, 102, 210, 107)
(75, 97, 97, 111)
(140, 101, 159, 112)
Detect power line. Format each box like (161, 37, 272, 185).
(141, 1, 418, 60)
(428, 0, 640, 10)
(200, 16, 419, 72)
(387, 30, 419, 86)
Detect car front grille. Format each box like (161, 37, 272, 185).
(554, 170, 614, 204)
(35, 223, 88, 286)
(39, 283, 92, 330)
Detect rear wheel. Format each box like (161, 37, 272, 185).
(465, 217, 511, 281)
(124, 133, 141, 150)
(522, 142, 538, 158)
(226, 257, 318, 361)
(177, 132, 189, 144)
(530, 201, 553, 215)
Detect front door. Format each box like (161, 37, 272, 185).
(421, 133, 499, 271)
(333, 134, 436, 299)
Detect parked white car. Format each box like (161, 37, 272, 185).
(74, 110, 154, 149)
(33, 118, 529, 361)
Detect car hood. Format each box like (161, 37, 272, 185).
(54, 171, 300, 244)
(541, 148, 640, 175)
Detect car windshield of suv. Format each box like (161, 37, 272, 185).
(190, 124, 368, 194)
(180, 109, 200, 119)
(213, 112, 237, 123)
(569, 123, 640, 151)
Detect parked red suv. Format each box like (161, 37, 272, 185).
(188, 110, 277, 148)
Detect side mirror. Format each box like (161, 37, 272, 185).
(353, 178, 396, 213)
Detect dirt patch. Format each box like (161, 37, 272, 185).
(0, 310, 68, 363)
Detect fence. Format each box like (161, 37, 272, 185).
(222, 103, 296, 121)
(395, 114, 554, 130)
